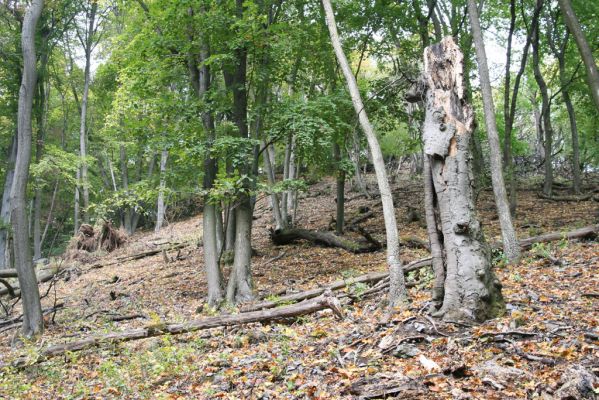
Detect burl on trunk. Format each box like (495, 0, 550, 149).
(418, 37, 504, 322)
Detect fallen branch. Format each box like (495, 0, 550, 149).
(0, 279, 16, 298)
(0, 291, 343, 369)
(241, 257, 432, 312)
(90, 242, 188, 269)
(0, 270, 17, 279)
(491, 224, 598, 250)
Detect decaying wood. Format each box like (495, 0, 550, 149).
(0, 291, 343, 369)
(89, 242, 187, 269)
(241, 257, 433, 312)
(537, 192, 593, 202)
(270, 228, 381, 253)
(0, 269, 18, 278)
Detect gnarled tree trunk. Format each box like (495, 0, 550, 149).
(420, 37, 504, 322)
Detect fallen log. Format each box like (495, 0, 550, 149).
(90, 242, 188, 269)
(0, 269, 17, 278)
(0, 265, 64, 297)
(537, 192, 593, 202)
(0, 278, 16, 298)
(0, 291, 343, 369)
(241, 257, 433, 312)
(270, 228, 381, 253)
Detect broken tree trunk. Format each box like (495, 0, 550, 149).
(241, 257, 433, 312)
(270, 228, 381, 253)
(0, 291, 343, 369)
(420, 37, 504, 322)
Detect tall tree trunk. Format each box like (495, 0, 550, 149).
(548, 29, 581, 194)
(78, 3, 97, 224)
(224, 0, 253, 304)
(74, 167, 80, 235)
(120, 144, 132, 234)
(155, 149, 168, 232)
(263, 141, 284, 230)
(558, 0, 599, 113)
(502, 0, 517, 213)
(0, 135, 17, 269)
(420, 37, 504, 322)
(532, 24, 554, 196)
(322, 0, 408, 308)
(467, 0, 521, 263)
(11, 0, 44, 337)
(333, 142, 345, 235)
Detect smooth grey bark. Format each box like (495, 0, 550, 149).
(322, 0, 408, 307)
(225, 201, 253, 303)
(467, 0, 521, 264)
(119, 144, 132, 234)
(0, 135, 16, 269)
(74, 167, 80, 235)
(77, 1, 98, 224)
(421, 37, 504, 322)
(558, 0, 599, 113)
(154, 149, 168, 232)
(503, 0, 517, 213)
(224, 203, 236, 252)
(11, 0, 44, 337)
(40, 179, 59, 249)
(548, 29, 581, 194)
(333, 142, 345, 235)
(532, 25, 554, 196)
(262, 140, 284, 230)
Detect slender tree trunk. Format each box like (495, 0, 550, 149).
(263, 141, 284, 229)
(155, 149, 168, 232)
(420, 37, 504, 322)
(120, 144, 132, 234)
(333, 142, 345, 235)
(0, 135, 17, 269)
(423, 156, 445, 310)
(467, 0, 521, 263)
(10, 0, 44, 337)
(558, 0, 599, 113)
(322, 0, 408, 307)
(33, 53, 48, 261)
(40, 179, 59, 249)
(78, 2, 97, 224)
(503, 0, 517, 213)
(74, 167, 80, 235)
(532, 25, 554, 196)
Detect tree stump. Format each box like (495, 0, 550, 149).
(421, 37, 504, 322)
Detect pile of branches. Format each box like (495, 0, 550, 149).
(71, 222, 127, 255)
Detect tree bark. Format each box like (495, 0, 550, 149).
(532, 21, 554, 196)
(270, 228, 381, 254)
(10, 0, 45, 337)
(154, 148, 168, 232)
(558, 0, 599, 113)
(0, 135, 16, 269)
(78, 1, 98, 224)
(467, 0, 521, 264)
(503, 0, 517, 213)
(262, 140, 284, 230)
(333, 142, 345, 235)
(322, 0, 409, 308)
(420, 37, 504, 322)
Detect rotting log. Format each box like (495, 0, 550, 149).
(270, 228, 381, 253)
(242, 257, 433, 312)
(0, 269, 18, 278)
(0, 291, 343, 369)
(537, 192, 593, 202)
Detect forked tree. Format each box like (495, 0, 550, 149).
(416, 37, 504, 322)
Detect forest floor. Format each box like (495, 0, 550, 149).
(0, 173, 597, 399)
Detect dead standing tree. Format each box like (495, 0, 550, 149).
(412, 37, 504, 322)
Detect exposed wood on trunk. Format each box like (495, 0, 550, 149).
(1, 291, 343, 369)
(420, 37, 504, 322)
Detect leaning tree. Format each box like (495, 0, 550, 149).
(410, 37, 505, 322)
